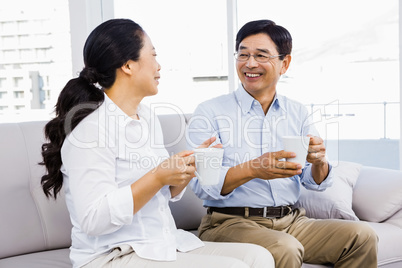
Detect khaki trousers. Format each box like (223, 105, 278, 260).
(82, 241, 274, 268)
(199, 208, 378, 268)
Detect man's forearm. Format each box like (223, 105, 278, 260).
(221, 163, 254, 195)
(311, 161, 329, 185)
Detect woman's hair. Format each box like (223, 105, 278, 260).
(235, 19, 292, 60)
(41, 19, 145, 199)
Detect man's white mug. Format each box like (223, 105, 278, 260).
(282, 136, 310, 168)
(194, 148, 224, 185)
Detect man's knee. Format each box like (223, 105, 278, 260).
(264, 234, 304, 266)
(351, 222, 378, 249)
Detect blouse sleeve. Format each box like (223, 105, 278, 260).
(62, 121, 134, 236)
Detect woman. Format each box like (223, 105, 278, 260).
(40, 19, 273, 268)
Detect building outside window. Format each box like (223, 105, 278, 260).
(0, 0, 71, 122)
(0, 0, 399, 169)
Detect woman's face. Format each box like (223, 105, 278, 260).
(131, 33, 161, 97)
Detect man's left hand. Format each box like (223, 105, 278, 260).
(306, 135, 327, 166)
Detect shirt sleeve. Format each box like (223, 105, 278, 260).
(300, 162, 334, 191)
(298, 104, 334, 191)
(186, 103, 234, 201)
(62, 121, 134, 236)
(169, 186, 186, 202)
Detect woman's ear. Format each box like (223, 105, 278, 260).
(121, 61, 133, 75)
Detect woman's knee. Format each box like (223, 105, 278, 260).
(240, 243, 275, 268)
(214, 257, 250, 268)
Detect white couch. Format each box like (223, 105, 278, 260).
(0, 115, 402, 267)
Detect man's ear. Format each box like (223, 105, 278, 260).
(280, 54, 292, 75)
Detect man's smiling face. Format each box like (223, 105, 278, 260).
(236, 33, 289, 98)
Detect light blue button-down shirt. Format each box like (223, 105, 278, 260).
(187, 85, 333, 208)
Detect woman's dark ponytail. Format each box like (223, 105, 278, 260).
(40, 73, 104, 199)
(40, 19, 145, 199)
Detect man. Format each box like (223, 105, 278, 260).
(186, 19, 377, 268)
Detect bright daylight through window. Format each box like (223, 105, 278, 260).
(0, 0, 71, 122)
(0, 0, 400, 169)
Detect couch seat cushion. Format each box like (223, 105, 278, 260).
(368, 222, 402, 267)
(0, 248, 70, 268)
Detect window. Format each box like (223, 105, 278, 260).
(114, 0, 229, 114)
(13, 77, 23, 87)
(0, 0, 400, 169)
(237, 0, 399, 168)
(13, 91, 24, 98)
(0, 0, 72, 122)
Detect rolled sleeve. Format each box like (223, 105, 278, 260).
(190, 165, 234, 201)
(187, 103, 234, 201)
(301, 162, 333, 191)
(107, 185, 134, 225)
(62, 120, 134, 236)
(170, 187, 186, 202)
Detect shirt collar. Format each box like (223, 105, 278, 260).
(234, 84, 255, 115)
(234, 84, 285, 114)
(103, 93, 138, 127)
(272, 94, 286, 113)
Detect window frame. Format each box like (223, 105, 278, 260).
(68, 0, 402, 170)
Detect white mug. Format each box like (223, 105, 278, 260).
(282, 136, 310, 168)
(193, 148, 224, 185)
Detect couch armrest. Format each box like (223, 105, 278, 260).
(352, 166, 402, 222)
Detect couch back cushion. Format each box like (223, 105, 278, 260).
(0, 121, 72, 259)
(353, 165, 402, 222)
(158, 114, 206, 230)
(157, 113, 189, 156)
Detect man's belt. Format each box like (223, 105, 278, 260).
(207, 205, 293, 218)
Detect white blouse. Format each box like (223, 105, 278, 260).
(61, 94, 204, 268)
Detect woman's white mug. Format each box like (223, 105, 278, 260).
(194, 148, 224, 185)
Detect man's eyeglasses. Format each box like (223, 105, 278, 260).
(234, 52, 283, 63)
